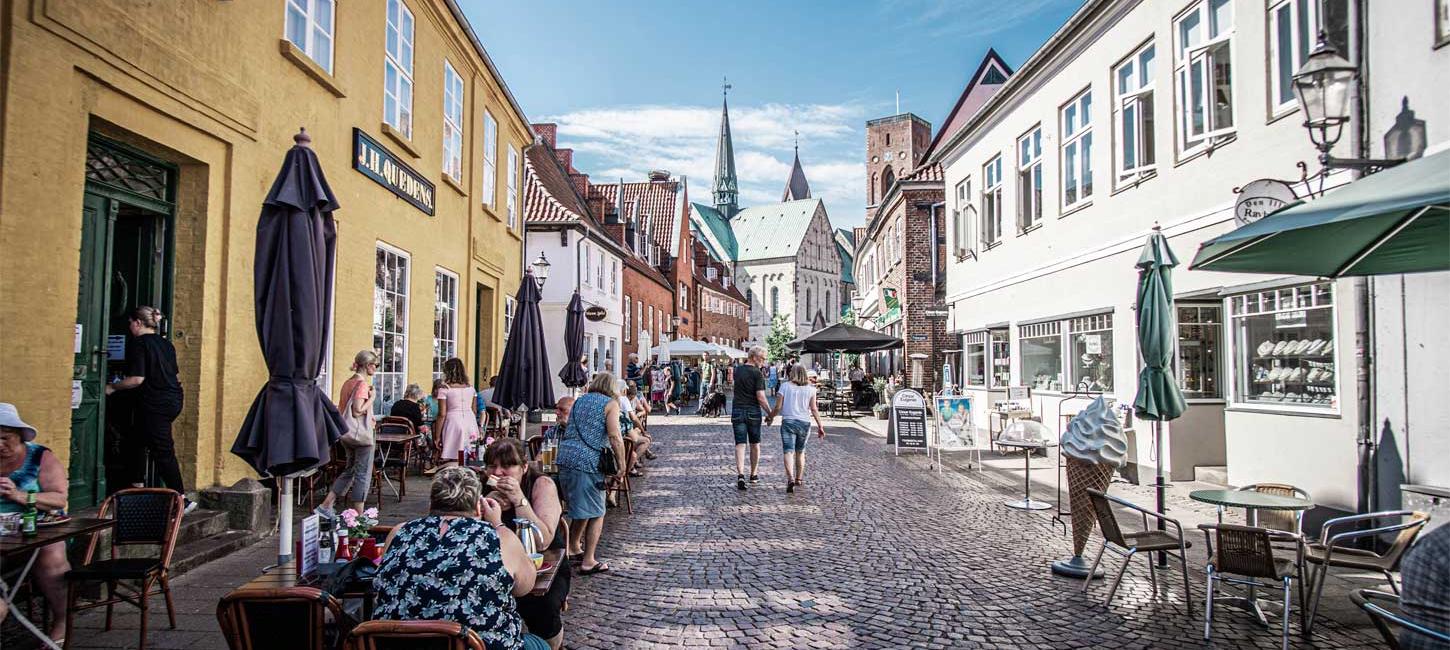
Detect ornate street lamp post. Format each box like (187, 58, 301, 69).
(529, 251, 551, 289)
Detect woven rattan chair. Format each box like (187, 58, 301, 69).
(1200, 523, 1302, 649)
(218, 586, 349, 650)
(1234, 483, 1310, 534)
(1303, 510, 1428, 633)
(1082, 489, 1194, 609)
(345, 620, 485, 650)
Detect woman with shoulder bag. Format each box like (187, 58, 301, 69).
(553, 373, 625, 576)
(316, 350, 378, 520)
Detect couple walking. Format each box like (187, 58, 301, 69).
(730, 346, 825, 493)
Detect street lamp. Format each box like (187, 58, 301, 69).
(1292, 33, 1402, 172)
(529, 251, 551, 288)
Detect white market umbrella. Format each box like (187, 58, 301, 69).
(638, 329, 651, 364)
(654, 337, 714, 357)
(655, 337, 672, 363)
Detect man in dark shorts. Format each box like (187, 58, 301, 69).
(731, 345, 774, 490)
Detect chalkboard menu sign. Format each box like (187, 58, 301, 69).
(891, 389, 929, 455)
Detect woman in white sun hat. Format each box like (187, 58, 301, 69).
(0, 402, 72, 641)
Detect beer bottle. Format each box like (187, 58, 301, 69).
(21, 490, 38, 537)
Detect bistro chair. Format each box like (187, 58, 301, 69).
(525, 435, 544, 460)
(1231, 483, 1311, 534)
(1199, 523, 1302, 649)
(63, 488, 184, 650)
(1082, 489, 1194, 610)
(217, 586, 350, 650)
(1303, 510, 1428, 633)
(345, 620, 485, 650)
(606, 438, 637, 514)
(371, 417, 415, 505)
(816, 384, 836, 417)
(1351, 588, 1450, 649)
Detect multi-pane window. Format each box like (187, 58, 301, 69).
(503, 296, 517, 347)
(285, 0, 335, 73)
(373, 244, 410, 416)
(1069, 314, 1113, 391)
(647, 305, 654, 342)
(1176, 304, 1222, 398)
(442, 62, 465, 181)
(610, 260, 618, 296)
(1175, 0, 1235, 154)
(981, 156, 1003, 247)
(433, 269, 458, 380)
(582, 244, 593, 288)
(624, 296, 632, 342)
(1020, 321, 1064, 392)
(383, 0, 415, 138)
(481, 111, 498, 207)
(1017, 126, 1043, 230)
(1440, 0, 1450, 47)
(680, 282, 688, 310)
(636, 301, 643, 341)
(965, 331, 987, 387)
(1061, 90, 1093, 209)
(1231, 283, 1336, 409)
(953, 179, 973, 258)
(989, 329, 1011, 387)
(1269, 0, 1316, 113)
(506, 146, 519, 228)
(771, 287, 780, 315)
(1115, 43, 1157, 183)
(595, 249, 604, 289)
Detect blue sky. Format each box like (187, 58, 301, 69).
(463, 0, 1084, 229)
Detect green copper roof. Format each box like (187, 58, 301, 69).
(691, 202, 738, 261)
(730, 198, 823, 261)
(836, 240, 854, 284)
(712, 95, 739, 216)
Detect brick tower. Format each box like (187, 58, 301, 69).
(864, 114, 931, 220)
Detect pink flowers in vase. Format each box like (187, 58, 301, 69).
(339, 507, 379, 540)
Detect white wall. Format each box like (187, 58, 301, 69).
(526, 227, 623, 397)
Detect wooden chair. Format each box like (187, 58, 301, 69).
(525, 435, 543, 460)
(606, 438, 636, 514)
(1082, 489, 1194, 609)
(1303, 510, 1428, 633)
(64, 488, 184, 650)
(217, 586, 349, 650)
(1200, 523, 1301, 649)
(345, 620, 485, 650)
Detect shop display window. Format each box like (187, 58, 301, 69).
(1069, 314, 1113, 391)
(965, 332, 987, 387)
(1177, 304, 1221, 398)
(1020, 321, 1063, 391)
(990, 329, 1011, 387)
(1231, 282, 1336, 409)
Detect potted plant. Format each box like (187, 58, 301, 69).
(872, 403, 889, 420)
(339, 507, 379, 557)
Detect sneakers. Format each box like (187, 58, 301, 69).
(183, 498, 199, 515)
(749, 475, 759, 484)
(736, 475, 746, 491)
(786, 481, 795, 494)
(313, 505, 336, 521)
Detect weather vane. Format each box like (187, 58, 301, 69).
(722, 76, 731, 97)
(794, 130, 799, 151)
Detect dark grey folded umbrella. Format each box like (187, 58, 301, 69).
(559, 291, 589, 388)
(495, 272, 556, 410)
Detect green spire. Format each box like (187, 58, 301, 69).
(712, 78, 739, 219)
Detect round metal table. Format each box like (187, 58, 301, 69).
(1189, 489, 1314, 626)
(997, 439, 1057, 510)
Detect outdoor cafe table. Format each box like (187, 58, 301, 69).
(1189, 488, 1315, 625)
(1, 517, 114, 650)
(375, 431, 421, 498)
(996, 439, 1057, 511)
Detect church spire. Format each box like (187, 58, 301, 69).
(712, 78, 739, 219)
(782, 131, 811, 201)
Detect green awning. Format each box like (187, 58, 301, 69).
(1190, 149, 1450, 277)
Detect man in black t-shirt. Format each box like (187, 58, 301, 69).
(730, 346, 774, 491)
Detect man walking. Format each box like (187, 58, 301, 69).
(731, 346, 774, 490)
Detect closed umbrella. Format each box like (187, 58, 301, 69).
(494, 272, 555, 411)
(1134, 225, 1187, 565)
(231, 129, 347, 565)
(558, 292, 589, 391)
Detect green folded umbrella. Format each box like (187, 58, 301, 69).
(1134, 228, 1187, 423)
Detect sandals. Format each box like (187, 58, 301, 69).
(578, 562, 611, 575)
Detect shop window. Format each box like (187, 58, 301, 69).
(1174, 0, 1235, 155)
(1061, 89, 1093, 209)
(1177, 303, 1222, 398)
(373, 244, 411, 416)
(990, 329, 1011, 388)
(1114, 42, 1156, 184)
(481, 111, 498, 207)
(1069, 313, 1113, 392)
(285, 0, 335, 73)
(432, 269, 458, 380)
(1020, 321, 1064, 392)
(1017, 126, 1044, 230)
(442, 62, 465, 181)
(965, 331, 987, 387)
(383, 0, 415, 138)
(1231, 282, 1336, 409)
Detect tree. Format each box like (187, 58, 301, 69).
(765, 314, 794, 362)
(838, 306, 859, 367)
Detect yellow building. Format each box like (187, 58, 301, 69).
(0, 0, 530, 507)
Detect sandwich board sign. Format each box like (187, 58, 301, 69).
(891, 389, 929, 455)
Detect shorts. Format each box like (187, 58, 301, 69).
(731, 406, 762, 445)
(781, 419, 811, 453)
(558, 466, 606, 520)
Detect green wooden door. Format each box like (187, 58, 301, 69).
(71, 192, 116, 508)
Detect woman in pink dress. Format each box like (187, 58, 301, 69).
(432, 358, 479, 470)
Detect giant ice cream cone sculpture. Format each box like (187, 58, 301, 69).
(1053, 397, 1128, 576)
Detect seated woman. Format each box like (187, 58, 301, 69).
(0, 403, 70, 642)
(389, 383, 428, 433)
(625, 385, 656, 461)
(374, 467, 548, 650)
(483, 439, 570, 650)
(617, 383, 651, 476)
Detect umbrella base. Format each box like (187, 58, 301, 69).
(1052, 555, 1105, 579)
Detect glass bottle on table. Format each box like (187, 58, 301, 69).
(21, 490, 38, 537)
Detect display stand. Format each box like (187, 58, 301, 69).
(891, 389, 929, 456)
(932, 393, 979, 472)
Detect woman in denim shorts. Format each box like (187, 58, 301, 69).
(769, 365, 826, 493)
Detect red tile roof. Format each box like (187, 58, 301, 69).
(590, 180, 682, 252)
(901, 161, 943, 183)
(523, 143, 595, 225)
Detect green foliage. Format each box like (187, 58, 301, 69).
(765, 314, 794, 362)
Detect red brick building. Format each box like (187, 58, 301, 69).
(589, 175, 696, 356)
(691, 241, 749, 349)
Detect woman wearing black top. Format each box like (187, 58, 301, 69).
(484, 438, 570, 649)
(389, 383, 428, 433)
(106, 306, 192, 511)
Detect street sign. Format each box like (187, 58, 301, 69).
(891, 389, 929, 455)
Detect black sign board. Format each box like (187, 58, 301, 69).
(891, 389, 929, 454)
(353, 128, 436, 215)
(584, 305, 608, 322)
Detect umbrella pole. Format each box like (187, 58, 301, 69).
(278, 476, 294, 567)
(1155, 420, 1168, 568)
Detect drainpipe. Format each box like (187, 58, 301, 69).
(1351, 0, 1376, 516)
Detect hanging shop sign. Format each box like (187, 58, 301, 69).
(890, 388, 929, 454)
(1233, 179, 1297, 227)
(584, 305, 608, 322)
(354, 128, 436, 216)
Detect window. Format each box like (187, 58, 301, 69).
(805, 289, 812, 315)
(595, 249, 604, 289)
(680, 282, 688, 310)
(441, 62, 465, 181)
(285, 0, 335, 73)
(1020, 321, 1063, 392)
(506, 146, 519, 228)
(989, 329, 1011, 388)
(481, 111, 498, 206)
(503, 296, 517, 347)
(981, 156, 1003, 247)
(1017, 126, 1043, 230)
(965, 331, 987, 387)
(1230, 282, 1336, 409)
(1440, 0, 1450, 47)
(648, 305, 654, 340)
(1269, 0, 1316, 113)
(636, 301, 643, 340)
(1069, 313, 1113, 391)
(373, 244, 410, 416)
(610, 260, 618, 296)
(624, 296, 632, 342)
(707, 267, 718, 281)
(1114, 43, 1157, 183)
(895, 221, 904, 263)
(771, 287, 780, 315)
(582, 244, 592, 288)
(953, 179, 973, 258)
(433, 269, 458, 380)
(1177, 304, 1222, 398)
(383, 0, 415, 138)
(1175, 0, 1235, 154)
(1061, 90, 1093, 208)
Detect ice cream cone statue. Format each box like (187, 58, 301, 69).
(1051, 397, 1128, 578)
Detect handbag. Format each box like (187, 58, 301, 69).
(567, 401, 619, 476)
(338, 381, 375, 448)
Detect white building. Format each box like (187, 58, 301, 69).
(934, 0, 1449, 514)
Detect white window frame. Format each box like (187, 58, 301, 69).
(1114, 41, 1158, 184)
(284, 0, 335, 74)
(432, 268, 459, 380)
(1016, 125, 1044, 231)
(1268, 0, 1318, 115)
(481, 111, 498, 207)
(506, 145, 519, 228)
(980, 156, 1003, 248)
(383, 0, 415, 138)
(582, 243, 592, 288)
(1174, 0, 1236, 155)
(953, 178, 975, 259)
(680, 282, 689, 310)
(624, 296, 632, 342)
(1060, 89, 1094, 210)
(503, 296, 517, 348)
(373, 242, 411, 416)
(1227, 282, 1339, 413)
(964, 331, 988, 388)
(610, 259, 618, 296)
(442, 61, 465, 182)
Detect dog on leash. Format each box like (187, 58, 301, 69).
(698, 391, 727, 417)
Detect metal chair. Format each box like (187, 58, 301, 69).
(1352, 588, 1450, 649)
(1200, 523, 1301, 649)
(217, 586, 349, 650)
(1303, 510, 1429, 633)
(1082, 489, 1194, 609)
(1234, 483, 1310, 534)
(64, 488, 184, 650)
(345, 620, 485, 650)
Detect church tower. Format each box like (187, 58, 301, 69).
(782, 134, 811, 201)
(712, 80, 740, 219)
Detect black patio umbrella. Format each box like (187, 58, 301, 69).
(230, 128, 346, 564)
(494, 272, 556, 411)
(787, 322, 903, 354)
(558, 291, 589, 390)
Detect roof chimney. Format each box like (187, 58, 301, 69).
(648, 170, 671, 182)
(532, 123, 558, 149)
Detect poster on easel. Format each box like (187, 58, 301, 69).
(891, 389, 929, 455)
(933, 396, 975, 448)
